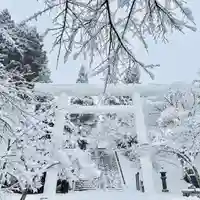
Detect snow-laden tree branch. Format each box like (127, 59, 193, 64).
(21, 0, 196, 83)
(0, 66, 100, 195)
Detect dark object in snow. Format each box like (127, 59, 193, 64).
(190, 175, 200, 188)
(160, 171, 169, 192)
(140, 180, 145, 192)
(20, 189, 28, 200)
(184, 168, 200, 188)
(48, 122, 54, 127)
(134, 172, 144, 193)
(38, 172, 46, 193)
(135, 172, 140, 191)
(78, 139, 88, 150)
(114, 151, 126, 185)
(61, 180, 69, 193)
(56, 179, 70, 193)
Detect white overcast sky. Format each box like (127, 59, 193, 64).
(1, 0, 200, 84)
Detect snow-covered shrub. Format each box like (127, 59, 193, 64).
(0, 66, 100, 195)
(152, 89, 200, 187)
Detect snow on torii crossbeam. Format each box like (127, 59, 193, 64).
(34, 82, 200, 114)
(33, 82, 199, 199)
(35, 82, 199, 97)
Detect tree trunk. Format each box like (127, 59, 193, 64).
(20, 189, 28, 200)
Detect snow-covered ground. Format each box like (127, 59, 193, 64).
(118, 152, 189, 194)
(2, 188, 198, 200)
(1, 153, 193, 200)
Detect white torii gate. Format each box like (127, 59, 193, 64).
(33, 82, 199, 200)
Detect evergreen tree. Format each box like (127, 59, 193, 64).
(0, 9, 51, 83)
(123, 65, 140, 84)
(76, 65, 88, 84)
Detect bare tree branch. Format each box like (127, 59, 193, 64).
(23, 0, 196, 83)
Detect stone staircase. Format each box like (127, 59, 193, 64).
(74, 148, 124, 191)
(74, 179, 99, 191)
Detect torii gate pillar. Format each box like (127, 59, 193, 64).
(133, 93, 155, 193)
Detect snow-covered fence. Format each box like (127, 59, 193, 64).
(32, 82, 200, 199)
